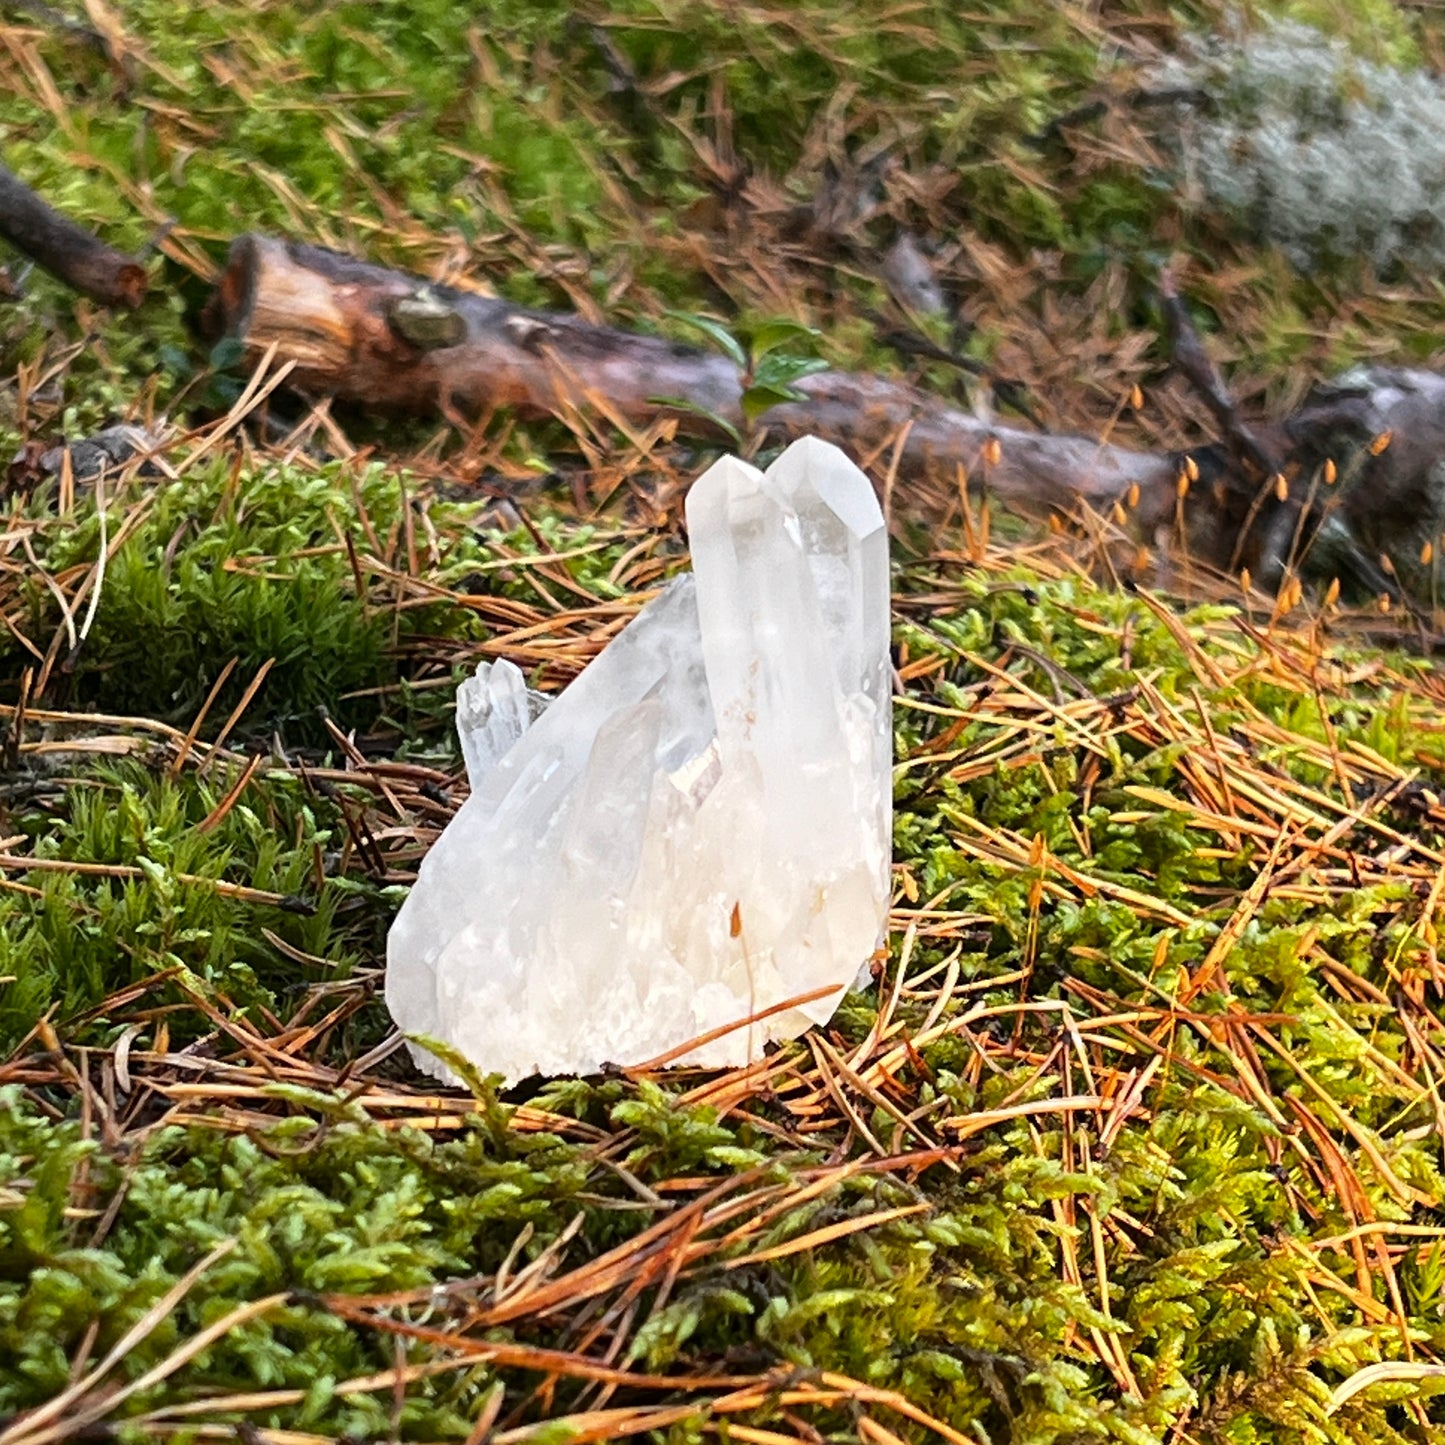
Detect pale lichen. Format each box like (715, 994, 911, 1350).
(1156, 17, 1445, 273)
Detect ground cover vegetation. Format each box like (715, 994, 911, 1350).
(3, 0, 1445, 1441)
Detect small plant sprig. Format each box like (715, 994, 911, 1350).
(656, 312, 829, 448)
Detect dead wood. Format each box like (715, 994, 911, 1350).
(209, 233, 1179, 528)
(8, 422, 166, 491)
(0, 163, 147, 308)
(204, 234, 1445, 606)
(1160, 267, 1281, 487)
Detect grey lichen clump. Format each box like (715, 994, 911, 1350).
(1157, 19, 1445, 273)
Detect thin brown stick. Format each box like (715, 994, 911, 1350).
(1159, 265, 1279, 485)
(0, 163, 147, 307)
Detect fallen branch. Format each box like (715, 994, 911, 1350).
(209, 234, 1178, 530)
(205, 235, 1445, 606)
(0, 163, 148, 308)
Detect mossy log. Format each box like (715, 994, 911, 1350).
(210, 233, 1179, 527)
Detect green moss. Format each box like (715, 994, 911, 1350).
(1252, 0, 1421, 68)
(3, 0, 1445, 1439)
(0, 758, 379, 1052)
(5, 542, 1439, 1437)
(3, 456, 479, 731)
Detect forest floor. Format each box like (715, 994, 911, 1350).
(2, 2, 1445, 1442)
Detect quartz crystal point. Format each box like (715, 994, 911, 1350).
(455, 659, 550, 786)
(385, 436, 892, 1084)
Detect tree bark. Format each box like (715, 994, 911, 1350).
(0, 164, 148, 308)
(210, 233, 1178, 529)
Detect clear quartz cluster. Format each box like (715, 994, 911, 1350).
(385, 436, 892, 1084)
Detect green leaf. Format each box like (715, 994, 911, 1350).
(207, 335, 247, 373)
(740, 381, 807, 424)
(748, 318, 821, 360)
(648, 394, 743, 448)
(158, 344, 194, 379)
(705, 1144, 768, 1167)
(753, 354, 830, 390)
(406, 1033, 514, 1149)
(663, 311, 747, 367)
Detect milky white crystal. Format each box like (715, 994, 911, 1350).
(385, 436, 892, 1084)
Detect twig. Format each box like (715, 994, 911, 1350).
(1159, 266, 1279, 483)
(0, 163, 147, 307)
